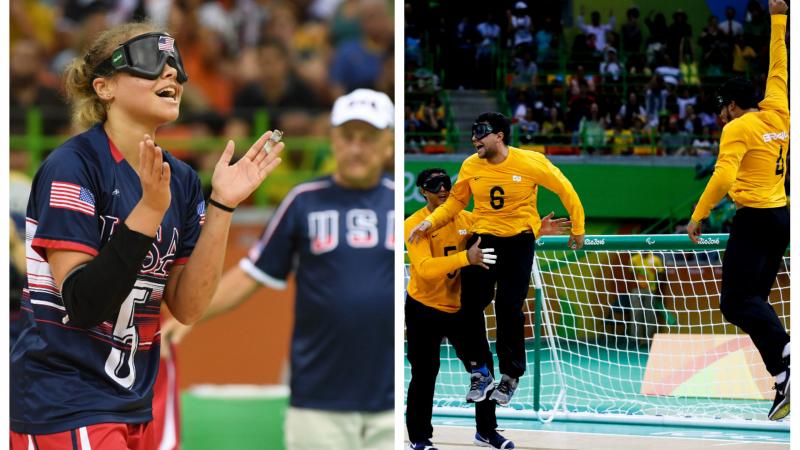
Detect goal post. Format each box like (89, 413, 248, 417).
(403, 234, 790, 431)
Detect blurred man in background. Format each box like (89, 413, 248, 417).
(163, 89, 395, 449)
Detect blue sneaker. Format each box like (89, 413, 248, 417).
(466, 372, 494, 403)
(409, 440, 438, 450)
(474, 431, 515, 449)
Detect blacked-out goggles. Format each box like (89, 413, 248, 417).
(472, 122, 494, 140)
(421, 174, 452, 192)
(92, 32, 188, 85)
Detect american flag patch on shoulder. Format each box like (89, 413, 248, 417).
(50, 181, 96, 216)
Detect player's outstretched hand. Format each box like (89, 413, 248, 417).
(568, 233, 585, 250)
(139, 135, 172, 216)
(407, 220, 432, 244)
(467, 236, 497, 269)
(770, 0, 788, 15)
(540, 212, 571, 236)
(210, 130, 284, 208)
(160, 316, 194, 359)
(687, 220, 702, 244)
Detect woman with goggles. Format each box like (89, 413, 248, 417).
(10, 23, 283, 450)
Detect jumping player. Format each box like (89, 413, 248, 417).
(10, 23, 282, 449)
(406, 168, 569, 450)
(408, 112, 585, 407)
(688, 0, 790, 421)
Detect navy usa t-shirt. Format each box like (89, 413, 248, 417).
(11, 124, 204, 434)
(241, 175, 394, 412)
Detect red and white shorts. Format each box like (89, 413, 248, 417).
(11, 346, 181, 450)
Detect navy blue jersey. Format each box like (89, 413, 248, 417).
(11, 124, 204, 434)
(241, 175, 394, 412)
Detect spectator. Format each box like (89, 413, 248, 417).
(179, 19, 236, 117)
(510, 52, 538, 101)
(644, 10, 668, 47)
(620, 7, 643, 55)
(539, 107, 567, 145)
(719, 6, 744, 38)
(330, 0, 393, 97)
(600, 48, 623, 82)
(10, 0, 57, 52)
(654, 54, 681, 86)
(732, 34, 757, 75)
(476, 13, 501, 62)
(605, 115, 634, 155)
(329, 0, 364, 47)
(535, 16, 555, 63)
(676, 86, 697, 119)
(680, 50, 701, 85)
(577, 7, 616, 53)
(231, 39, 320, 135)
(618, 92, 647, 128)
(10, 39, 69, 136)
(681, 104, 701, 136)
(518, 108, 541, 145)
(666, 10, 692, 64)
(578, 102, 607, 154)
(509, 2, 534, 52)
(645, 75, 669, 123)
(699, 15, 728, 75)
(659, 118, 690, 155)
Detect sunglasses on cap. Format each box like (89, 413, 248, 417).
(420, 173, 452, 193)
(472, 122, 494, 140)
(92, 33, 188, 85)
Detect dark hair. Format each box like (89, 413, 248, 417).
(474, 111, 511, 144)
(717, 77, 757, 110)
(627, 7, 639, 19)
(416, 167, 447, 187)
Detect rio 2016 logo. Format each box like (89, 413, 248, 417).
(697, 237, 720, 245)
(584, 238, 605, 245)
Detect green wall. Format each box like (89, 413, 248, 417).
(405, 156, 710, 220)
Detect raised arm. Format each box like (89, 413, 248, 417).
(164, 132, 282, 324)
(759, 1, 788, 113)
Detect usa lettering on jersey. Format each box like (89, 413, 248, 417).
(309, 210, 339, 254)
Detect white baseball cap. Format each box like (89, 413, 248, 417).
(331, 88, 395, 129)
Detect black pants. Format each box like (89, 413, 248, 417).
(720, 206, 790, 376)
(460, 232, 536, 379)
(405, 295, 497, 442)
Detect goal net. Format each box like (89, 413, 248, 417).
(403, 234, 790, 428)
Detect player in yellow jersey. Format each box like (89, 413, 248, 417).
(406, 168, 568, 450)
(408, 112, 585, 406)
(688, 0, 790, 421)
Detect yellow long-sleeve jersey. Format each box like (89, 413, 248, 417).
(425, 147, 585, 236)
(692, 14, 789, 222)
(405, 207, 474, 313)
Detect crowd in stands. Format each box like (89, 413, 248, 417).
(404, 0, 778, 156)
(10, 0, 394, 203)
